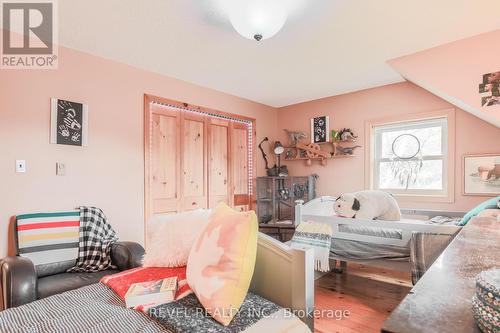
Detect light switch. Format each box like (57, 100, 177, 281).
(56, 162, 66, 176)
(15, 160, 26, 173)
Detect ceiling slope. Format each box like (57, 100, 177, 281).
(388, 30, 500, 128)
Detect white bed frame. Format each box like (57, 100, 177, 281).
(250, 233, 315, 330)
(295, 196, 463, 272)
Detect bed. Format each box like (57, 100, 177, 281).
(295, 196, 463, 274)
(0, 233, 315, 333)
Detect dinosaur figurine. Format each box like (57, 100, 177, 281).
(284, 129, 307, 146)
(335, 145, 361, 156)
(338, 128, 358, 142)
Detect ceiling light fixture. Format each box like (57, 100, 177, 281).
(229, 1, 287, 41)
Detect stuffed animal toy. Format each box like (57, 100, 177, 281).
(334, 190, 401, 221)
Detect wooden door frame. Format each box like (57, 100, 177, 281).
(144, 94, 257, 240)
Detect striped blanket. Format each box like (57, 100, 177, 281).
(410, 232, 454, 284)
(16, 211, 80, 266)
(290, 221, 333, 272)
(16, 207, 118, 273)
(0, 283, 310, 333)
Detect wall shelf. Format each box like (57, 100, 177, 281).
(283, 142, 356, 166)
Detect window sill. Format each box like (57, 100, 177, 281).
(392, 193, 455, 203)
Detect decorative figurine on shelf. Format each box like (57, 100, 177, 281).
(338, 128, 358, 142)
(285, 149, 297, 159)
(284, 129, 307, 147)
(335, 145, 361, 156)
(331, 130, 339, 141)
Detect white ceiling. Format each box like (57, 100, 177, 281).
(59, 0, 500, 107)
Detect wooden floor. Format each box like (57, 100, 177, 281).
(314, 263, 412, 333)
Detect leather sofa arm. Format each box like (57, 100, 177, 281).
(110, 241, 145, 271)
(0, 256, 37, 310)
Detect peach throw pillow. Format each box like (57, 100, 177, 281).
(186, 202, 258, 326)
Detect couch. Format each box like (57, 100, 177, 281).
(0, 241, 144, 310)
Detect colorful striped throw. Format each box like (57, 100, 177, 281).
(16, 211, 80, 266)
(290, 221, 333, 272)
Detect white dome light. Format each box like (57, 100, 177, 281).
(229, 1, 287, 41)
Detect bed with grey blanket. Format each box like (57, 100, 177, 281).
(330, 217, 460, 283)
(0, 283, 307, 333)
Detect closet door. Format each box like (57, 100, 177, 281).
(231, 122, 250, 211)
(149, 106, 180, 215)
(181, 112, 208, 211)
(208, 118, 230, 208)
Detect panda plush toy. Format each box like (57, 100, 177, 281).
(334, 190, 401, 221)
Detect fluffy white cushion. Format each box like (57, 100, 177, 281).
(334, 190, 401, 221)
(143, 209, 212, 267)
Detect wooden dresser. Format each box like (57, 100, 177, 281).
(382, 215, 500, 333)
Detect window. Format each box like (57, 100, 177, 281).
(372, 117, 448, 196)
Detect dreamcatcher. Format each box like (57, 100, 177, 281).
(389, 134, 423, 190)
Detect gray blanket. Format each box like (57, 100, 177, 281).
(0, 283, 167, 333)
(149, 294, 280, 333)
(410, 217, 460, 284)
(0, 284, 284, 333)
(328, 217, 460, 284)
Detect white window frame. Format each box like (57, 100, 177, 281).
(373, 118, 448, 196)
(365, 109, 455, 203)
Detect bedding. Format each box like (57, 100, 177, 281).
(143, 209, 212, 268)
(290, 221, 333, 272)
(458, 196, 500, 226)
(0, 283, 309, 333)
(187, 202, 258, 326)
(101, 267, 192, 311)
(313, 217, 460, 282)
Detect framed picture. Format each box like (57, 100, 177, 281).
(463, 153, 500, 196)
(479, 71, 500, 107)
(310, 116, 329, 143)
(50, 98, 88, 146)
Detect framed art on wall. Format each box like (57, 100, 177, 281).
(310, 116, 329, 143)
(50, 98, 88, 146)
(463, 153, 500, 196)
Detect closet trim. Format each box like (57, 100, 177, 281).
(143, 94, 257, 240)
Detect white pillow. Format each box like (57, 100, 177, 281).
(143, 209, 212, 267)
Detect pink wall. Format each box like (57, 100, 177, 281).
(0, 45, 277, 258)
(389, 29, 500, 128)
(277, 82, 500, 211)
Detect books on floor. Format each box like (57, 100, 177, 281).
(125, 277, 177, 308)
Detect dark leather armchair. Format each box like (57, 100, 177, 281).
(0, 241, 144, 310)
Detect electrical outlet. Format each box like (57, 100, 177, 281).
(15, 160, 26, 173)
(56, 162, 66, 176)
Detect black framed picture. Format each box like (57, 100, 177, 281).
(479, 71, 500, 107)
(310, 116, 329, 143)
(50, 98, 88, 146)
